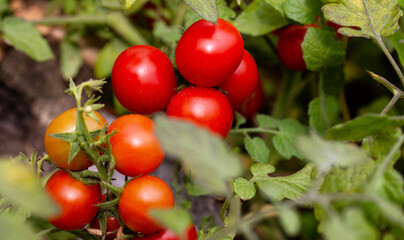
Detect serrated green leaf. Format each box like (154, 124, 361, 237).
(257, 114, 280, 129)
(278, 205, 301, 237)
(308, 95, 340, 134)
(302, 27, 345, 71)
(272, 118, 307, 159)
(326, 114, 404, 141)
(233, 178, 256, 200)
(256, 163, 314, 201)
(265, 0, 287, 14)
(250, 163, 276, 177)
(48, 132, 77, 143)
(184, 0, 219, 24)
(2, 17, 54, 62)
(322, 0, 403, 39)
(60, 40, 82, 80)
(94, 39, 128, 79)
(155, 116, 243, 196)
(298, 133, 369, 172)
(244, 137, 270, 163)
(0, 160, 59, 218)
(0, 214, 42, 240)
(235, 0, 289, 36)
(149, 208, 192, 236)
(283, 0, 322, 24)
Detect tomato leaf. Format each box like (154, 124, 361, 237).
(184, 0, 219, 24)
(149, 208, 192, 236)
(1, 17, 54, 62)
(264, 0, 287, 15)
(124, 0, 137, 10)
(244, 137, 270, 163)
(272, 118, 307, 160)
(302, 27, 345, 71)
(250, 163, 276, 177)
(94, 39, 128, 79)
(257, 114, 280, 129)
(233, 178, 256, 200)
(235, 0, 289, 36)
(297, 133, 369, 173)
(322, 0, 402, 39)
(326, 114, 404, 141)
(369, 168, 404, 206)
(155, 116, 243, 196)
(256, 163, 314, 201)
(0, 160, 59, 218)
(278, 205, 301, 237)
(388, 29, 404, 68)
(308, 95, 340, 135)
(153, 21, 182, 44)
(60, 39, 83, 80)
(283, 0, 322, 24)
(0, 214, 42, 240)
(234, 112, 246, 129)
(362, 128, 401, 166)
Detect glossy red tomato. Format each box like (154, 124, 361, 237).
(44, 108, 107, 170)
(138, 225, 198, 240)
(165, 87, 233, 138)
(118, 175, 175, 234)
(175, 18, 244, 87)
(235, 80, 264, 119)
(277, 24, 318, 71)
(90, 216, 120, 240)
(45, 170, 102, 230)
(107, 114, 165, 177)
(111, 45, 177, 114)
(219, 49, 259, 108)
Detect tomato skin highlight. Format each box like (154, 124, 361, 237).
(45, 170, 102, 231)
(138, 225, 198, 240)
(112, 45, 177, 115)
(175, 18, 244, 87)
(277, 24, 318, 71)
(44, 108, 107, 170)
(219, 50, 259, 108)
(107, 114, 165, 177)
(165, 87, 233, 138)
(118, 175, 175, 234)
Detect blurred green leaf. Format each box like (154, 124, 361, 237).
(60, 40, 83, 80)
(62, 0, 78, 14)
(302, 27, 345, 71)
(0, 160, 59, 218)
(184, 176, 210, 196)
(0, 214, 41, 240)
(308, 95, 340, 135)
(359, 97, 399, 116)
(373, 195, 404, 230)
(217, 0, 236, 21)
(233, 178, 256, 200)
(0, 0, 9, 17)
(326, 114, 404, 141)
(155, 116, 243, 196)
(362, 128, 401, 166)
(149, 208, 192, 236)
(184, 0, 219, 24)
(278, 205, 301, 237)
(370, 169, 404, 205)
(153, 21, 182, 44)
(265, 0, 287, 14)
(0, 198, 31, 222)
(257, 114, 280, 129)
(283, 0, 322, 24)
(256, 163, 314, 201)
(244, 137, 270, 163)
(322, 0, 402, 38)
(250, 163, 276, 177)
(272, 118, 307, 159)
(389, 29, 404, 68)
(1, 17, 54, 62)
(125, 0, 137, 10)
(235, 0, 289, 36)
(95, 39, 129, 79)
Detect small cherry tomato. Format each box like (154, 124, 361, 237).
(118, 175, 175, 234)
(165, 87, 233, 138)
(107, 114, 165, 177)
(44, 108, 107, 170)
(219, 50, 259, 108)
(138, 224, 198, 240)
(112, 45, 177, 114)
(175, 18, 244, 87)
(45, 170, 102, 230)
(235, 80, 265, 119)
(277, 24, 318, 71)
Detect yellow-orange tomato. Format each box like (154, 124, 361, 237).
(44, 108, 107, 170)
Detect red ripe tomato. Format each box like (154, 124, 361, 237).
(165, 87, 233, 138)
(218, 50, 259, 108)
(90, 216, 120, 240)
(138, 225, 198, 240)
(175, 18, 244, 87)
(44, 108, 107, 170)
(235, 80, 264, 119)
(277, 24, 318, 71)
(118, 175, 175, 234)
(107, 114, 165, 177)
(111, 45, 177, 115)
(45, 170, 102, 230)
